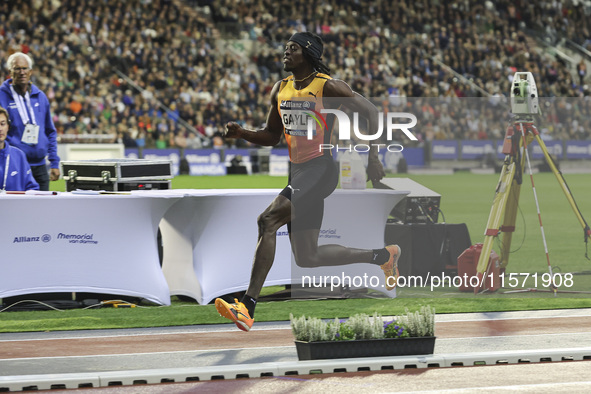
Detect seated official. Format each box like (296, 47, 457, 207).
(0, 107, 39, 191)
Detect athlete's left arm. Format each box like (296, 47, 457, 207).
(323, 79, 385, 183)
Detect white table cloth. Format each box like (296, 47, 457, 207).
(0, 191, 182, 305)
(160, 189, 408, 304)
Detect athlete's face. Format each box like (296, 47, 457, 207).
(283, 41, 306, 72)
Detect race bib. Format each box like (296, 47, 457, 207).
(280, 100, 317, 137)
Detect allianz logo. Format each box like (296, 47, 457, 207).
(533, 144, 563, 155)
(185, 153, 220, 164)
(566, 145, 591, 154)
(13, 234, 52, 243)
(433, 145, 456, 154)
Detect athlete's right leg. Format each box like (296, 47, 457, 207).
(290, 228, 401, 290)
(289, 156, 400, 287)
(246, 195, 292, 299)
(215, 194, 292, 331)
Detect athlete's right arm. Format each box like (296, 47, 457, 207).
(224, 81, 283, 146)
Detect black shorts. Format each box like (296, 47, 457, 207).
(279, 155, 338, 232)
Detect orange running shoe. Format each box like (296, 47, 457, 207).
(381, 245, 401, 291)
(215, 298, 254, 332)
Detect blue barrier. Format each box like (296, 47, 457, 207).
(123, 140, 588, 176)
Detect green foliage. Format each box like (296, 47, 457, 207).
(345, 312, 385, 340)
(172, 175, 288, 190)
(397, 305, 436, 337)
(290, 307, 435, 342)
(383, 320, 409, 338)
(326, 318, 341, 340)
(290, 313, 333, 342)
(335, 321, 356, 341)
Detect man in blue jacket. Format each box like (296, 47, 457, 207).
(0, 52, 59, 191)
(0, 106, 39, 191)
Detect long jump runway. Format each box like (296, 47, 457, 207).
(1, 309, 591, 392)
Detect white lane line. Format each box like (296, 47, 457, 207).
(436, 331, 591, 341)
(0, 345, 296, 362)
(0, 328, 246, 342)
(396, 380, 591, 393)
(435, 312, 591, 323)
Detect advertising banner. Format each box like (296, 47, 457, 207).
(531, 140, 563, 160)
(143, 149, 181, 175)
(460, 140, 495, 160)
(183, 149, 226, 176)
(270, 149, 289, 176)
(565, 141, 591, 160)
(124, 148, 140, 159)
(432, 140, 459, 160)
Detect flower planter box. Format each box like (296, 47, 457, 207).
(294, 336, 436, 360)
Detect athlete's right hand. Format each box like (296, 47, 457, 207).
(224, 122, 243, 139)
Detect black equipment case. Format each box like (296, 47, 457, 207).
(61, 158, 173, 192)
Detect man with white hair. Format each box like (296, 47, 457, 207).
(0, 52, 60, 190)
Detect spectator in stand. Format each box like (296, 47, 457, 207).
(155, 133, 168, 149)
(0, 52, 59, 191)
(577, 59, 587, 87)
(1, 0, 590, 148)
(186, 131, 203, 149)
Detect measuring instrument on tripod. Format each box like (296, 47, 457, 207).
(475, 72, 591, 294)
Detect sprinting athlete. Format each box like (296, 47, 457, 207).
(215, 32, 400, 331)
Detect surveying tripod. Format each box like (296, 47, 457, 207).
(475, 114, 591, 294)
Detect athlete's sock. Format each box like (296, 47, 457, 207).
(240, 295, 257, 318)
(370, 248, 390, 265)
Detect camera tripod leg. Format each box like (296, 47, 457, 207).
(533, 133, 591, 242)
(498, 173, 522, 271)
(475, 127, 533, 293)
(475, 160, 519, 293)
(519, 124, 556, 294)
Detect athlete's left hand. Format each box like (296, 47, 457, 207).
(366, 155, 385, 183)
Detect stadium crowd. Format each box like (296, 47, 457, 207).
(1, 0, 590, 150)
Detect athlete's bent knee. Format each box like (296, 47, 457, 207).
(257, 212, 281, 235)
(293, 254, 322, 268)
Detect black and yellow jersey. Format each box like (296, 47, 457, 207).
(277, 73, 334, 163)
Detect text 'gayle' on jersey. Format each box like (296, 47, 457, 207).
(279, 99, 318, 137)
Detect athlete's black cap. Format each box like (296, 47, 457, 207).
(288, 32, 323, 61)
